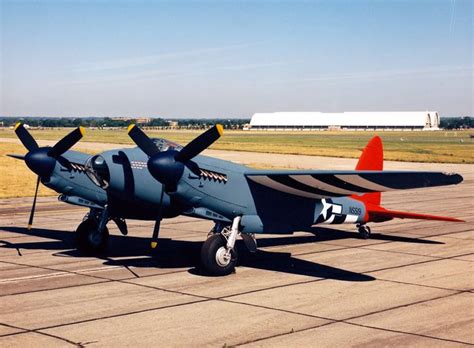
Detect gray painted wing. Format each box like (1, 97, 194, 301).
(245, 170, 463, 199)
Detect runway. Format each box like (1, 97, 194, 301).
(0, 154, 472, 347)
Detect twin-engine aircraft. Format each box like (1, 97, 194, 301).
(10, 123, 464, 275)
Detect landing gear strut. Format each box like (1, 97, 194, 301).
(76, 207, 109, 255)
(201, 216, 241, 276)
(357, 224, 371, 239)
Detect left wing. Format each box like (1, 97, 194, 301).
(245, 170, 463, 199)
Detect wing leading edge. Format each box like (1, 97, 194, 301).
(245, 170, 463, 199)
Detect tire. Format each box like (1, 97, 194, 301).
(358, 225, 371, 240)
(76, 218, 109, 255)
(200, 234, 238, 276)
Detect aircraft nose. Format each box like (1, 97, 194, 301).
(25, 147, 56, 178)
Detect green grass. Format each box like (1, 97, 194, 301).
(1, 128, 473, 163)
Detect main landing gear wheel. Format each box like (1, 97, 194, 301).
(358, 224, 371, 239)
(76, 218, 109, 255)
(200, 234, 238, 276)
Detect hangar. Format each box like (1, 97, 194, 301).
(249, 111, 440, 130)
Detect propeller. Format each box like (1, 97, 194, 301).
(128, 124, 223, 248)
(128, 123, 223, 191)
(13, 123, 85, 229)
(27, 176, 40, 230)
(150, 188, 164, 249)
(15, 123, 85, 178)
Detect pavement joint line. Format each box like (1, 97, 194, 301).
(0, 224, 472, 302)
(0, 280, 114, 298)
(0, 260, 194, 297)
(237, 315, 474, 347)
(0, 258, 195, 298)
(222, 253, 474, 300)
(362, 252, 474, 275)
(24, 298, 212, 333)
(341, 321, 474, 347)
(0, 322, 81, 346)
(373, 277, 473, 293)
(342, 290, 464, 322)
(0, 264, 125, 283)
(354, 246, 474, 262)
(235, 320, 337, 346)
(289, 228, 474, 260)
(0, 245, 471, 299)
(233, 291, 472, 347)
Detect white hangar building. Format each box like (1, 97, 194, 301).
(249, 111, 440, 130)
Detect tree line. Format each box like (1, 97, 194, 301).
(439, 117, 473, 130)
(1, 116, 472, 130)
(0, 117, 250, 129)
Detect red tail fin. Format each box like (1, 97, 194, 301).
(352, 136, 383, 206)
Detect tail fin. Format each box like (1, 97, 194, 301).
(352, 136, 383, 206)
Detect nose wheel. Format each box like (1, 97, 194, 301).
(358, 224, 371, 239)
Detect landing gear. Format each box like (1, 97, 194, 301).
(201, 217, 241, 276)
(357, 224, 371, 239)
(76, 207, 109, 255)
(76, 218, 109, 254)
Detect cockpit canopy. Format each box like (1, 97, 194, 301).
(151, 138, 183, 152)
(85, 155, 110, 189)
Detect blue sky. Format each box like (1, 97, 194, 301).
(1, 0, 472, 117)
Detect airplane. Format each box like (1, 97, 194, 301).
(9, 122, 464, 276)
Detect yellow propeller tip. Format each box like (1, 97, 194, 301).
(151, 241, 158, 249)
(14, 122, 22, 131)
(216, 124, 224, 136)
(127, 124, 136, 133)
(79, 126, 86, 136)
(27, 224, 32, 230)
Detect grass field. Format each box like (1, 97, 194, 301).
(1, 128, 473, 198)
(1, 127, 473, 163)
(0, 143, 57, 198)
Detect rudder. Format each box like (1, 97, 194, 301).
(353, 136, 383, 206)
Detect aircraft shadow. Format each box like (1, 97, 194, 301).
(0, 225, 442, 281)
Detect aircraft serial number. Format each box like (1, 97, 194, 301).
(349, 207, 362, 215)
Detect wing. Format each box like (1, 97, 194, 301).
(245, 170, 463, 199)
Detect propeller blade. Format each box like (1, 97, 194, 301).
(27, 176, 40, 230)
(57, 156, 73, 171)
(175, 124, 223, 163)
(127, 124, 159, 157)
(7, 154, 25, 160)
(48, 127, 85, 158)
(14, 123, 39, 151)
(150, 189, 165, 249)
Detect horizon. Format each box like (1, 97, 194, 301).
(1, 0, 473, 118)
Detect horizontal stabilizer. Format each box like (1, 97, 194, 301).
(367, 205, 464, 223)
(246, 170, 463, 199)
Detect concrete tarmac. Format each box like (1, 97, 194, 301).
(0, 153, 472, 347)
